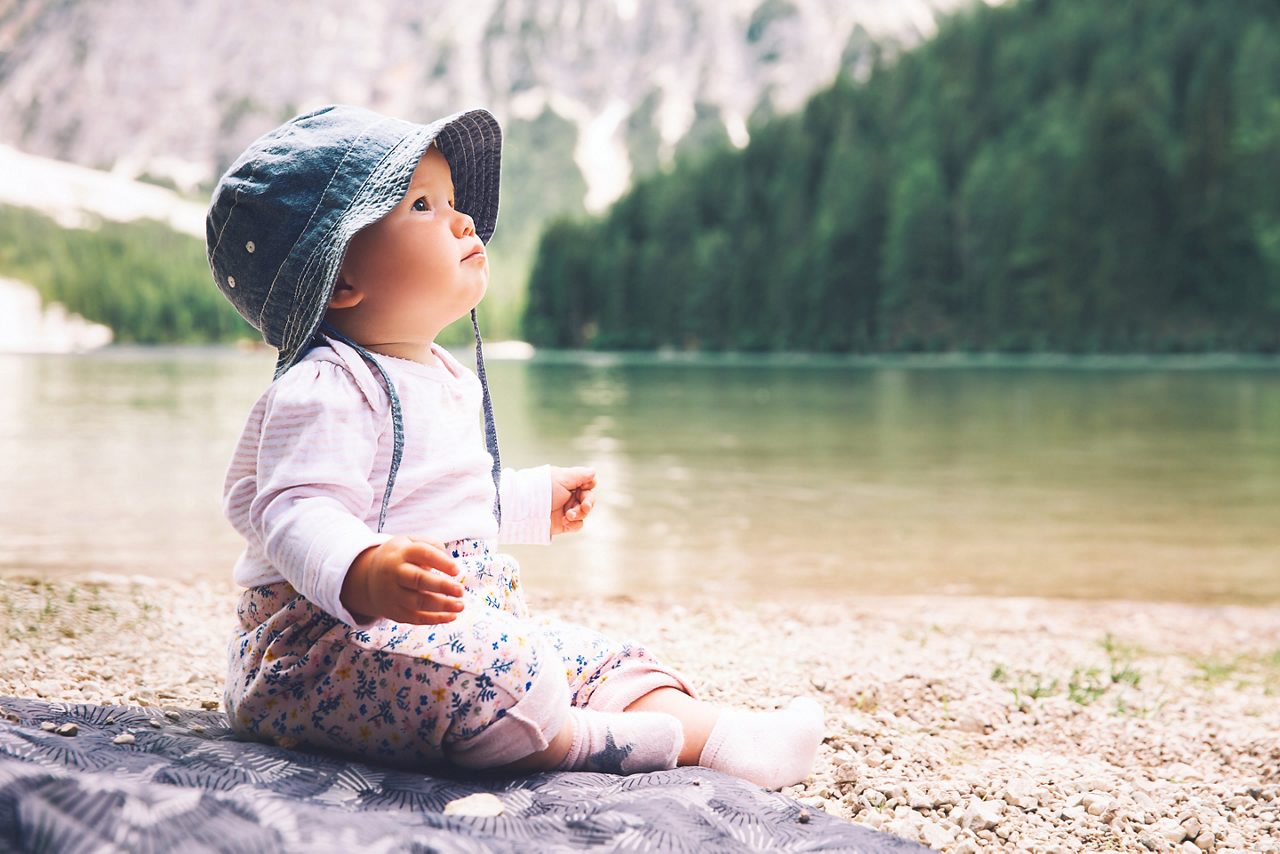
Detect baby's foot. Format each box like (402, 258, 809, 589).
(555, 707, 683, 774)
(697, 697, 824, 789)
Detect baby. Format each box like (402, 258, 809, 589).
(206, 104, 822, 784)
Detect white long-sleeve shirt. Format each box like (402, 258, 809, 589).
(223, 334, 551, 627)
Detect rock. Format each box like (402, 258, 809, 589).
(148, 719, 163, 729)
(1165, 763, 1202, 781)
(1181, 842, 1203, 854)
(190, 723, 206, 733)
(955, 713, 987, 734)
(952, 841, 979, 854)
(917, 818, 955, 849)
(907, 786, 932, 811)
(863, 789, 887, 808)
(39, 721, 56, 731)
(1084, 792, 1115, 817)
(1224, 832, 1245, 849)
(1181, 816, 1202, 839)
(1004, 777, 1042, 810)
(1139, 833, 1159, 851)
(963, 799, 1004, 831)
(163, 709, 181, 722)
(1060, 805, 1087, 821)
(1193, 830, 1215, 851)
(1156, 819, 1188, 844)
(201, 700, 220, 711)
(112, 733, 135, 745)
(54, 722, 78, 736)
(442, 792, 504, 817)
(797, 809, 810, 824)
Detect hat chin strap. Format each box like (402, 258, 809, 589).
(470, 306, 503, 527)
(317, 318, 503, 532)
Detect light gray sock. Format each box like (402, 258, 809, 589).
(554, 708, 683, 774)
(697, 697, 824, 790)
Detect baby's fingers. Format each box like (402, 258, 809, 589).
(565, 490, 596, 521)
(403, 542, 459, 576)
(395, 562, 464, 599)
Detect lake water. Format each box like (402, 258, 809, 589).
(1, 347, 1277, 604)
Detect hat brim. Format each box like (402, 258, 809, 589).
(272, 108, 502, 380)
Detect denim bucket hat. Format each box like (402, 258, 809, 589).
(205, 104, 506, 529)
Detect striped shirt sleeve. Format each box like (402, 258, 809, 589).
(240, 360, 391, 627)
(497, 464, 552, 545)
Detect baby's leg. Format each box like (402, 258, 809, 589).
(627, 688, 825, 790)
(531, 615, 823, 787)
(497, 706, 683, 775)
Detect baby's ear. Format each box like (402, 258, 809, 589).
(328, 276, 363, 309)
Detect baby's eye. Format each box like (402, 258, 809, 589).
(412, 197, 428, 212)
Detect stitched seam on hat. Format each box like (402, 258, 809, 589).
(280, 127, 425, 356)
(440, 113, 493, 241)
(257, 117, 388, 333)
(474, 112, 499, 241)
(461, 111, 498, 241)
(283, 130, 416, 344)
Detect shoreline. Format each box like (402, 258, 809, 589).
(5, 342, 1280, 371)
(2, 574, 1277, 853)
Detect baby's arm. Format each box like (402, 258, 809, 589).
(236, 360, 413, 627)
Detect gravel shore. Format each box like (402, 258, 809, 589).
(3, 574, 1277, 853)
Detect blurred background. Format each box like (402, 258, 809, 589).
(0, 0, 1276, 603)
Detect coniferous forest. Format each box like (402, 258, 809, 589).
(524, 0, 1280, 353)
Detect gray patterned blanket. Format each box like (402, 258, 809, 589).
(0, 697, 931, 852)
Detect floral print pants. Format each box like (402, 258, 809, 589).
(225, 538, 694, 769)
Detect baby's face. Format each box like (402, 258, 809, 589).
(332, 145, 488, 345)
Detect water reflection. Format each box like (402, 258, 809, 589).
(1, 348, 1277, 604)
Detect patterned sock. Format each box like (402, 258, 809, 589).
(554, 708, 683, 774)
(697, 697, 824, 790)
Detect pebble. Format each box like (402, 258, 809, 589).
(112, 733, 135, 745)
(918, 818, 954, 849)
(963, 799, 1004, 831)
(54, 722, 78, 736)
(442, 793, 504, 817)
(190, 723, 206, 734)
(1004, 777, 1042, 810)
(163, 709, 181, 722)
(1158, 820, 1189, 844)
(39, 721, 56, 732)
(148, 719, 162, 729)
(201, 700, 220, 711)
(1083, 792, 1114, 817)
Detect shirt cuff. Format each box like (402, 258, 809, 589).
(497, 464, 552, 545)
(309, 526, 396, 628)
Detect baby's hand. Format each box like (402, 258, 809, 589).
(340, 535, 465, 625)
(550, 466, 597, 536)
